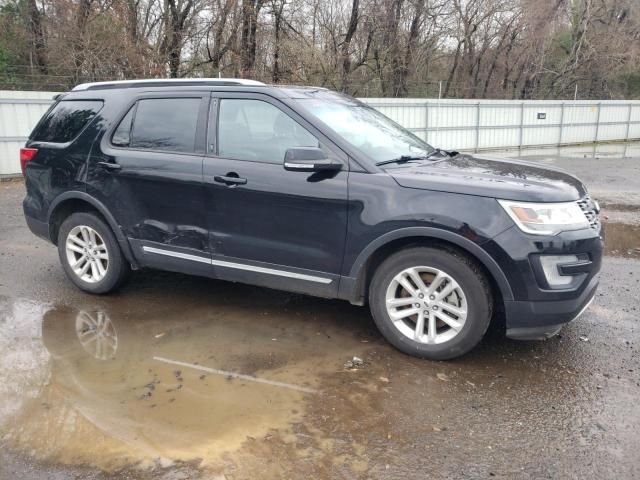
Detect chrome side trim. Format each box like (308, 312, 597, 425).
(210, 258, 332, 284)
(142, 246, 210, 264)
(142, 246, 332, 284)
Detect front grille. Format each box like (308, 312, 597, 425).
(577, 195, 600, 231)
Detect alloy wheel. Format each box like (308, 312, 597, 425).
(385, 266, 468, 344)
(65, 225, 109, 283)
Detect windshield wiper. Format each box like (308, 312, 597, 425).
(424, 148, 443, 159)
(375, 155, 428, 167)
(376, 148, 454, 167)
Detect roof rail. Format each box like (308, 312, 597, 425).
(72, 78, 266, 91)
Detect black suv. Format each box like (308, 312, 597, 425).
(22, 79, 603, 360)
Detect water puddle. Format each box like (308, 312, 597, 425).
(0, 292, 374, 472)
(604, 222, 640, 259)
(0, 298, 52, 424)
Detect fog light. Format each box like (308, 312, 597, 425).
(540, 255, 579, 287)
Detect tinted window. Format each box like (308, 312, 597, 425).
(218, 99, 318, 163)
(31, 100, 103, 143)
(113, 98, 201, 153)
(111, 106, 135, 147)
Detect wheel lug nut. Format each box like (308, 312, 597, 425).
(414, 303, 420, 308)
(432, 305, 438, 310)
(418, 294, 424, 299)
(423, 311, 429, 315)
(429, 295, 435, 300)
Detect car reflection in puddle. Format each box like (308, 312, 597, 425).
(74, 310, 118, 360)
(1, 295, 372, 471)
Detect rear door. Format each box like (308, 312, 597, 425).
(203, 92, 349, 297)
(91, 92, 210, 273)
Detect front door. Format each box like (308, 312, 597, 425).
(203, 93, 349, 296)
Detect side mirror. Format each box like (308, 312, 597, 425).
(284, 147, 342, 172)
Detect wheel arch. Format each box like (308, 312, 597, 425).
(342, 227, 514, 306)
(47, 191, 138, 268)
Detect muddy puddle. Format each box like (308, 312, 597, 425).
(0, 289, 380, 473)
(603, 222, 640, 259)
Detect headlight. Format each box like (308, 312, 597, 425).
(498, 200, 589, 235)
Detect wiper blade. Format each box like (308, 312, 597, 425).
(375, 148, 452, 166)
(425, 148, 460, 159)
(375, 155, 428, 166)
(424, 148, 445, 159)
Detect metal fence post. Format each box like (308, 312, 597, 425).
(558, 102, 565, 146)
(594, 102, 602, 143)
(518, 102, 525, 148)
(424, 101, 429, 143)
(475, 102, 481, 152)
(625, 103, 633, 142)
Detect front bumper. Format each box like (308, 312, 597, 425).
(504, 274, 598, 340)
(486, 224, 603, 340)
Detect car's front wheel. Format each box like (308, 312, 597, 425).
(58, 212, 130, 294)
(369, 246, 492, 360)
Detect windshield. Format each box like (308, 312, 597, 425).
(298, 97, 434, 164)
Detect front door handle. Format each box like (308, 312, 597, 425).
(97, 161, 122, 172)
(213, 174, 247, 186)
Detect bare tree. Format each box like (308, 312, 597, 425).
(27, 0, 47, 74)
(160, 0, 200, 77)
(1, 0, 639, 98)
(240, 0, 264, 77)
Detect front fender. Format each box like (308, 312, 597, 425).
(338, 226, 514, 305)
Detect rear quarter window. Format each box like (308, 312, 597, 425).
(31, 100, 103, 143)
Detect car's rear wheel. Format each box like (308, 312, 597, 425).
(369, 246, 492, 360)
(58, 212, 130, 294)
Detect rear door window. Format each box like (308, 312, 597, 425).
(31, 100, 103, 143)
(112, 98, 201, 153)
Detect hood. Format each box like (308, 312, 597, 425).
(387, 154, 587, 202)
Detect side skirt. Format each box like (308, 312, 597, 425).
(129, 239, 340, 298)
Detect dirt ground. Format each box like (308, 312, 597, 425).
(1, 148, 639, 479)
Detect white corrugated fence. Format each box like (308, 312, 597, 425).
(1, 90, 639, 175)
(360, 98, 640, 151)
(0, 91, 58, 176)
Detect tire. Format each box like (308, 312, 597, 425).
(57, 212, 130, 294)
(369, 246, 492, 360)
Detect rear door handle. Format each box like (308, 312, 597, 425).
(97, 161, 122, 172)
(213, 175, 247, 186)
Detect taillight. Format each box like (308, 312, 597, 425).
(20, 148, 38, 176)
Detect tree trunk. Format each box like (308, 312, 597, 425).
(27, 0, 47, 75)
(272, 1, 285, 83)
(339, 0, 359, 91)
(443, 40, 462, 98)
(398, 0, 424, 96)
(241, 0, 263, 77)
(71, 0, 93, 82)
